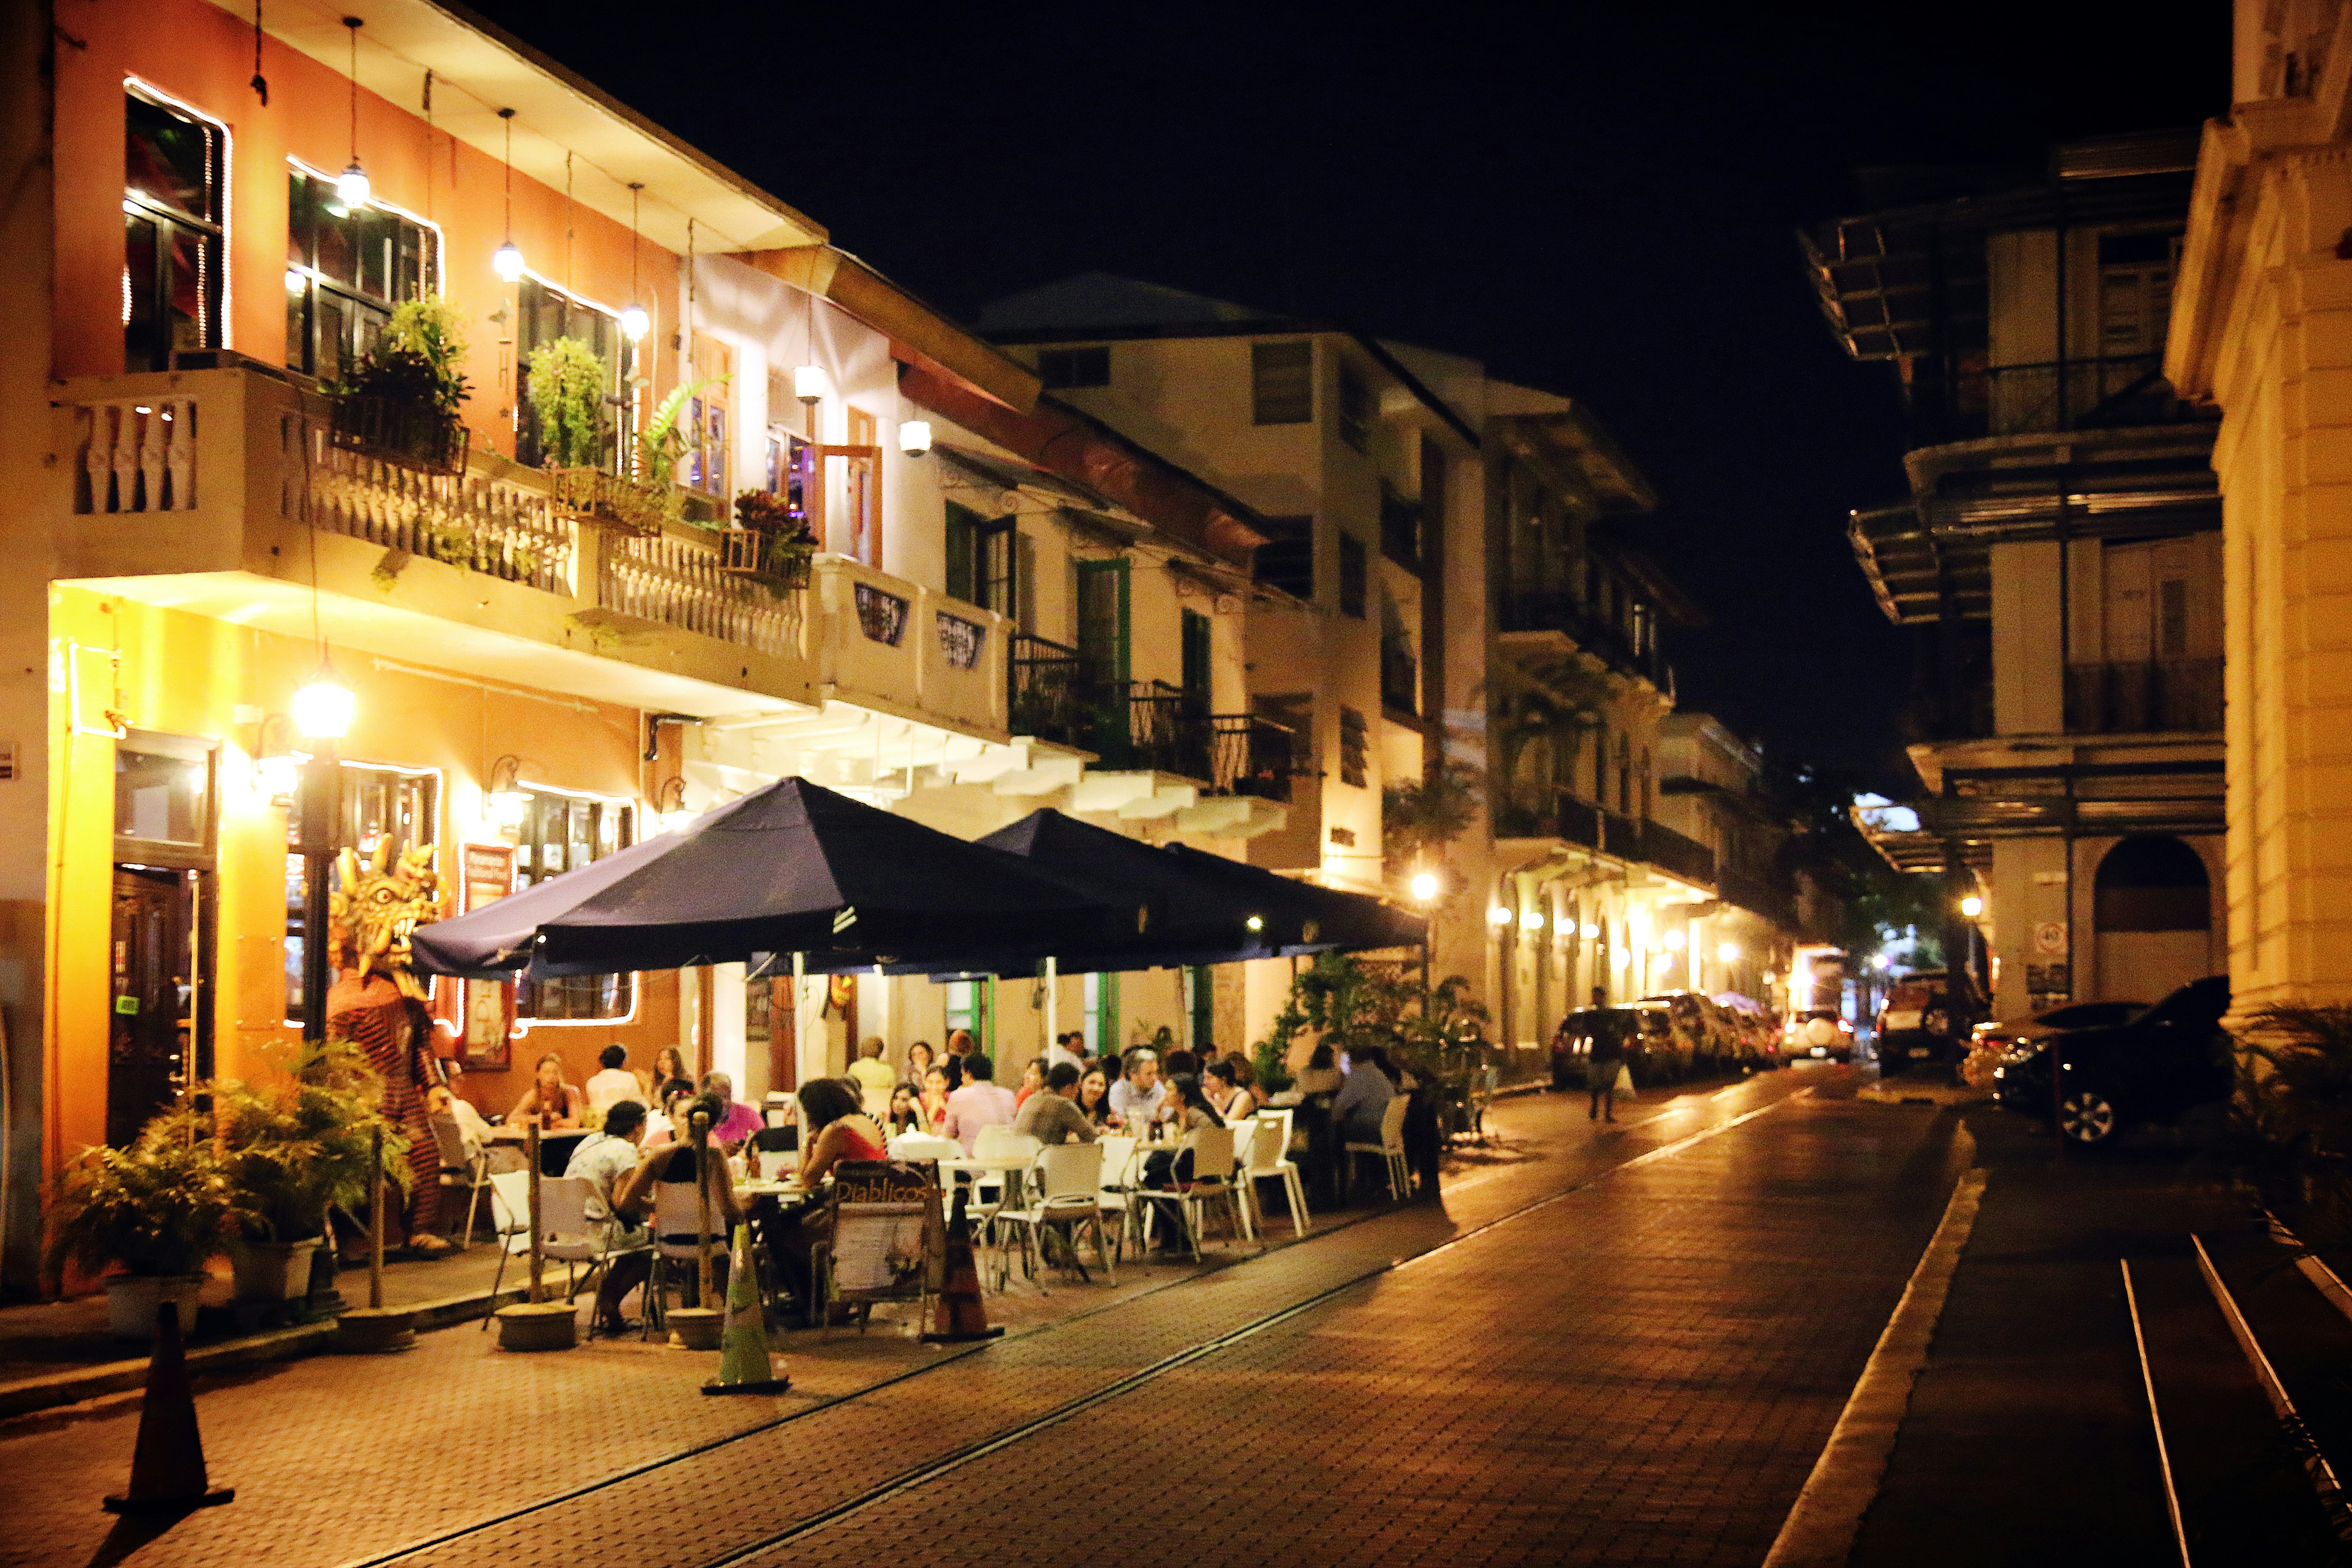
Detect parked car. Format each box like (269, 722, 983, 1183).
(1551, 1005, 1678, 1090)
(1787, 1008, 1854, 1063)
(1712, 993, 1782, 1069)
(1969, 999, 2144, 1092)
(1641, 991, 1740, 1074)
(1875, 970, 1967, 1066)
(1992, 977, 2233, 1144)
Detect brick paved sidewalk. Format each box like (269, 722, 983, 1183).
(0, 1069, 1846, 1568)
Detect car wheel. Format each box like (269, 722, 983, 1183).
(2059, 1090, 2119, 1145)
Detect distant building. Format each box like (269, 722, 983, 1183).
(1813, 131, 2226, 1020)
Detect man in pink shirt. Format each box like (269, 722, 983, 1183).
(940, 1053, 1019, 1154)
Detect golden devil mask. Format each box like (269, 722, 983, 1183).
(328, 841, 447, 999)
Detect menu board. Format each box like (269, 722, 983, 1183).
(459, 842, 516, 1069)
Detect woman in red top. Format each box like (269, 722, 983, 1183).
(769, 1078, 889, 1311)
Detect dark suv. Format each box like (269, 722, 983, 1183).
(1995, 976, 2233, 1145)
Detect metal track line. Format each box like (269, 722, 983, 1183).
(2191, 1233, 2352, 1541)
(695, 1087, 1815, 1568)
(2120, 1259, 2193, 1568)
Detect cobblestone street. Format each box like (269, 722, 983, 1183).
(0, 1069, 1983, 1568)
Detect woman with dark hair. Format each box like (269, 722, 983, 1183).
(1295, 1044, 1343, 1098)
(885, 1081, 924, 1135)
(943, 1029, 975, 1091)
(905, 1040, 936, 1087)
(616, 1090, 741, 1306)
(794, 1078, 888, 1185)
(1075, 1066, 1113, 1127)
(1204, 1058, 1251, 1121)
(652, 1047, 690, 1092)
(1014, 1056, 1047, 1109)
(765, 1078, 890, 1313)
(1142, 1074, 1225, 1189)
(919, 1065, 951, 1131)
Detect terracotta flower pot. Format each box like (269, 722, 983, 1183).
(494, 1300, 579, 1354)
(665, 1307, 723, 1351)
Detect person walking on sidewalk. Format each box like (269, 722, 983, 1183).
(1587, 1017, 1626, 1123)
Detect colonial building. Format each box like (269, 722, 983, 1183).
(1816, 132, 2228, 1023)
(0, 0, 1286, 1293)
(2168, 0, 2352, 1014)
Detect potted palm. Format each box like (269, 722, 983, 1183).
(212, 1039, 407, 1303)
(48, 1109, 250, 1339)
(328, 296, 472, 475)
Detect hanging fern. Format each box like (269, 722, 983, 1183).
(525, 337, 610, 469)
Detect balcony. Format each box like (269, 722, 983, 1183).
(1491, 790, 1715, 888)
(1937, 354, 2212, 443)
(810, 557, 1008, 738)
(2064, 657, 2222, 735)
(57, 361, 814, 717)
(1011, 634, 1292, 834)
(1495, 589, 1668, 689)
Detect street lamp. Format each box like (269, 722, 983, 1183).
(1960, 895, 1984, 918)
(1409, 871, 1440, 903)
(1717, 940, 1741, 965)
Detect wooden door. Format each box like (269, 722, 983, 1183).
(108, 867, 195, 1146)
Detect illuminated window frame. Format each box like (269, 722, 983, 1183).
(124, 76, 233, 357)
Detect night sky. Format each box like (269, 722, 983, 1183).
(470, 0, 2230, 793)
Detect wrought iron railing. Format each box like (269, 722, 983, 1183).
(1208, 715, 1296, 802)
(1495, 588, 1668, 688)
(1489, 788, 1715, 885)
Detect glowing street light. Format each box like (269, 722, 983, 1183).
(1960, 895, 1984, 918)
(1717, 940, 1741, 965)
(293, 673, 355, 740)
(1409, 871, 1440, 903)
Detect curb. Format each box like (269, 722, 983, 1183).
(0, 1284, 528, 1423)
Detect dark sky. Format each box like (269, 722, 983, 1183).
(472, 0, 2230, 791)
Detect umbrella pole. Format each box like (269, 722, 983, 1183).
(791, 952, 805, 1090)
(1044, 956, 1057, 1060)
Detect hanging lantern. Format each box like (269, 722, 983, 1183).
(493, 241, 526, 282)
(793, 364, 826, 404)
(620, 302, 650, 342)
(897, 420, 933, 457)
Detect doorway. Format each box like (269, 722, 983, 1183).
(2092, 835, 2214, 1004)
(107, 867, 200, 1147)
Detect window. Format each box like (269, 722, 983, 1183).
(1252, 341, 1313, 425)
(516, 278, 625, 471)
(1074, 558, 1131, 692)
(515, 789, 634, 1020)
(2098, 231, 2179, 358)
(945, 978, 993, 1051)
(1038, 346, 1110, 389)
(1253, 515, 1314, 600)
(1338, 534, 1367, 619)
(1592, 717, 1608, 802)
(284, 764, 437, 1021)
(1617, 735, 1632, 816)
(115, 741, 212, 850)
(766, 428, 814, 528)
(1338, 706, 1368, 788)
(1083, 971, 1119, 1056)
(284, 165, 439, 383)
(1252, 693, 1314, 777)
(1337, 361, 1373, 454)
(126, 90, 224, 372)
(945, 502, 1016, 614)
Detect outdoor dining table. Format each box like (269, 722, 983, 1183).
(940, 1152, 1036, 1210)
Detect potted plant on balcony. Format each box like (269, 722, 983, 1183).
(717, 489, 817, 595)
(47, 1109, 251, 1339)
(211, 1038, 407, 1304)
(327, 296, 472, 476)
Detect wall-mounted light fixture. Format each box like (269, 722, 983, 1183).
(1717, 940, 1742, 964)
(486, 753, 530, 828)
(1519, 910, 1545, 933)
(252, 713, 307, 805)
(1488, 906, 1513, 927)
(653, 775, 694, 832)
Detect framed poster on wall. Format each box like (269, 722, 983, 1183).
(459, 842, 516, 1069)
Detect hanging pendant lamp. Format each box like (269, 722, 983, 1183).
(336, 17, 370, 208)
(492, 107, 525, 282)
(620, 182, 649, 342)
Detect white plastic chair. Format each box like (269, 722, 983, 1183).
(993, 1142, 1110, 1289)
(970, 1127, 1041, 1219)
(1240, 1108, 1310, 1237)
(537, 1176, 649, 1334)
(479, 1168, 536, 1326)
(1343, 1096, 1412, 1203)
(756, 1147, 797, 1182)
(646, 1178, 725, 1336)
(429, 1115, 488, 1249)
(888, 1132, 962, 1164)
(1094, 1134, 1142, 1262)
(1138, 1125, 1246, 1261)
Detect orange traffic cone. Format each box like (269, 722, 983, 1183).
(920, 1185, 1004, 1344)
(103, 1301, 233, 1516)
